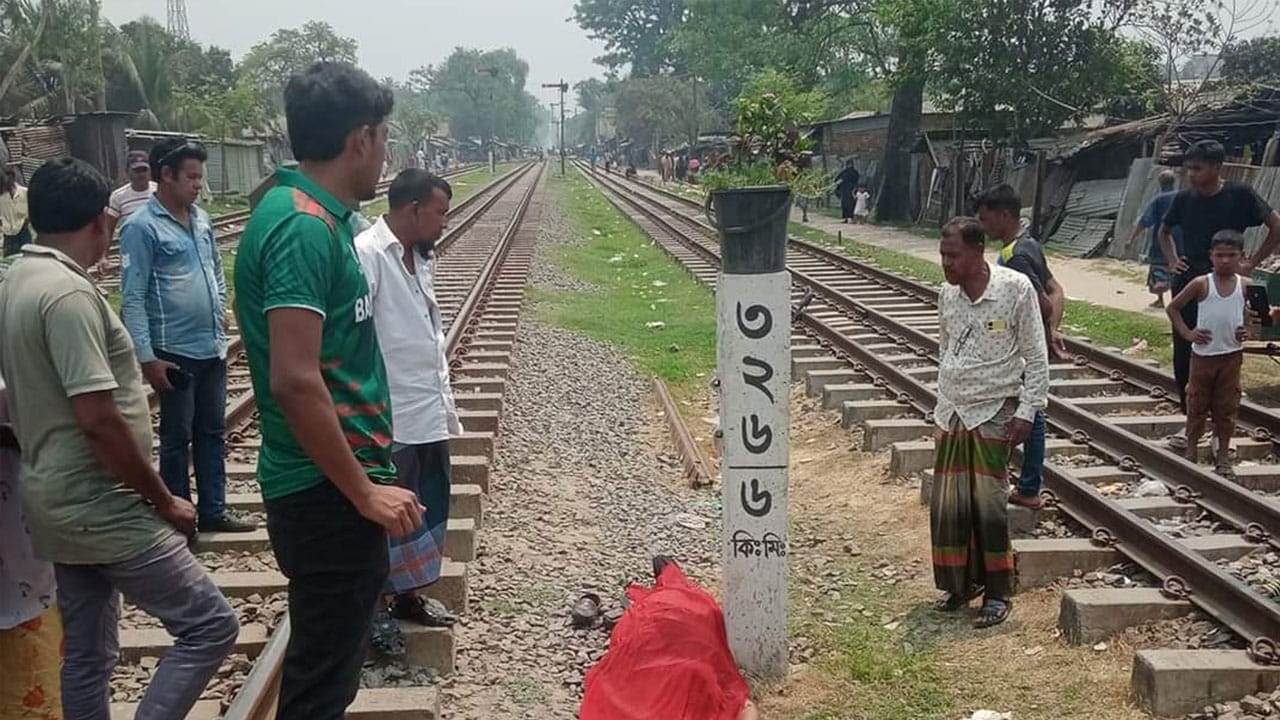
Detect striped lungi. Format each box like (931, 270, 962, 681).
(930, 404, 1015, 599)
(385, 440, 451, 595)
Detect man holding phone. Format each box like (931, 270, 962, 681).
(1159, 140, 1280, 451)
(120, 138, 253, 533)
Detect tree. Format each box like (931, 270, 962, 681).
(674, 0, 886, 119)
(239, 21, 358, 110)
(613, 74, 714, 152)
(1222, 35, 1280, 85)
(572, 0, 687, 76)
(1126, 0, 1275, 148)
(389, 96, 440, 158)
(932, 0, 1154, 143)
(875, 0, 937, 223)
(573, 77, 617, 145)
(0, 0, 108, 115)
(425, 48, 541, 146)
(170, 76, 267, 138)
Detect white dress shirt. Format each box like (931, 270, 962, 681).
(935, 263, 1049, 430)
(355, 217, 462, 445)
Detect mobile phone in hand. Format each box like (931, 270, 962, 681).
(166, 366, 192, 391)
(1246, 285, 1273, 327)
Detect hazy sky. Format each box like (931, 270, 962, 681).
(100, 0, 607, 108)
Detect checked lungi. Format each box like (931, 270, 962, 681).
(385, 440, 451, 594)
(930, 404, 1016, 599)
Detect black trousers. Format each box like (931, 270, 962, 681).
(1171, 269, 1206, 414)
(265, 480, 388, 720)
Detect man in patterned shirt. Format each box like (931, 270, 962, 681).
(235, 62, 424, 720)
(930, 217, 1049, 629)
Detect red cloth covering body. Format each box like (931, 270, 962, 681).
(580, 563, 750, 720)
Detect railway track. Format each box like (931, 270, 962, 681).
(91, 163, 485, 289)
(579, 162, 1280, 717)
(107, 160, 545, 719)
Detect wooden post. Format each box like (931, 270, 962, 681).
(714, 188, 791, 679)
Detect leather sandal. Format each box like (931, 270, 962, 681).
(571, 592, 601, 628)
(391, 595, 457, 628)
(933, 585, 984, 612)
(974, 598, 1012, 628)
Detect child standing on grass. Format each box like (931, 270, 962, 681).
(853, 186, 871, 224)
(1166, 230, 1251, 478)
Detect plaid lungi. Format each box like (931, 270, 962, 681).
(385, 440, 451, 595)
(930, 404, 1016, 599)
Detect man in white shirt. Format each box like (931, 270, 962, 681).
(105, 151, 156, 238)
(354, 169, 461, 652)
(930, 217, 1048, 630)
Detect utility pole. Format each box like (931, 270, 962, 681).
(477, 67, 500, 172)
(542, 80, 568, 176)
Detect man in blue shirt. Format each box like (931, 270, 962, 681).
(120, 138, 253, 533)
(1126, 169, 1184, 309)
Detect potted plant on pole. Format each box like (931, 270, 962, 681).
(702, 90, 832, 270)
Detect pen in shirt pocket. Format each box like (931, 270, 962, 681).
(954, 326, 975, 353)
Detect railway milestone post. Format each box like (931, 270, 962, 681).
(711, 185, 793, 679)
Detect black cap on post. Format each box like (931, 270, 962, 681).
(710, 186, 791, 274)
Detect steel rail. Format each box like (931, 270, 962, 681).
(626, 172, 1280, 443)
(221, 161, 543, 720)
(653, 376, 715, 487)
(580, 161, 1280, 663)
(605, 168, 1280, 546)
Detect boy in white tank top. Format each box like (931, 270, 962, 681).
(1166, 230, 1250, 478)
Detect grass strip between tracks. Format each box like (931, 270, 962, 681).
(531, 170, 717, 405)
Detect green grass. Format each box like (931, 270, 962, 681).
(790, 221, 1175, 366)
(789, 555, 955, 719)
(202, 193, 249, 218)
(533, 171, 717, 401)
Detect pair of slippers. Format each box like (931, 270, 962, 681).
(572, 556, 676, 629)
(933, 585, 1012, 628)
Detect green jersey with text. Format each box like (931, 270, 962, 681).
(234, 168, 395, 500)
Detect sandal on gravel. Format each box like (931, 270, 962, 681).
(1008, 491, 1045, 510)
(974, 599, 1012, 629)
(391, 595, 457, 628)
(933, 585, 984, 612)
(571, 592, 602, 629)
(1215, 462, 1237, 480)
(370, 608, 405, 656)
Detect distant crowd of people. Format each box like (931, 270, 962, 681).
(930, 139, 1280, 628)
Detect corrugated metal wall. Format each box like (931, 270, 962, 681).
(205, 142, 265, 195)
(1110, 160, 1280, 261)
(2, 125, 68, 181)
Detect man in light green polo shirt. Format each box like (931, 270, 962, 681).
(0, 158, 238, 719)
(234, 61, 423, 720)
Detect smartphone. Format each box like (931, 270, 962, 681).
(166, 366, 191, 391)
(1246, 285, 1273, 327)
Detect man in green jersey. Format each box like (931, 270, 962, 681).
(234, 62, 423, 720)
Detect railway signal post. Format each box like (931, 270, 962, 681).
(711, 186, 793, 679)
(541, 81, 568, 176)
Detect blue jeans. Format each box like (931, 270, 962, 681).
(157, 351, 228, 522)
(56, 532, 239, 720)
(1016, 412, 1047, 496)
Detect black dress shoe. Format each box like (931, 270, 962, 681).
(199, 512, 257, 533)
